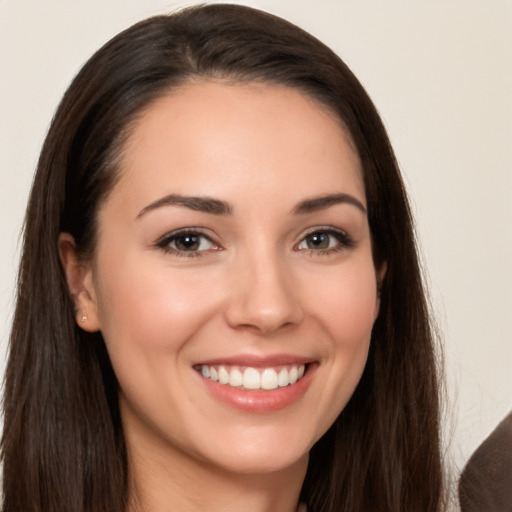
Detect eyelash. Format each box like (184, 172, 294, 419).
(295, 227, 355, 256)
(155, 229, 218, 258)
(155, 227, 355, 258)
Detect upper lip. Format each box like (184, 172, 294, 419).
(193, 353, 315, 368)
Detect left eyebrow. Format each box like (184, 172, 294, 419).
(292, 193, 367, 215)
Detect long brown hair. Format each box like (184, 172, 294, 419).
(1, 4, 445, 511)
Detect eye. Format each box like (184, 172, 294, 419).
(296, 228, 354, 254)
(156, 229, 219, 256)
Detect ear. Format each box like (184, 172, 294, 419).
(58, 233, 101, 332)
(373, 261, 387, 321)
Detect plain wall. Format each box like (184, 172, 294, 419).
(1, 0, 511, 488)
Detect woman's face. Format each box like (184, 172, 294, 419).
(78, 81, 382, 476)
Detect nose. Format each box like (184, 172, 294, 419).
(224, 251, 304, 334)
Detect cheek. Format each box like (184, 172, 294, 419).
(308, 261, 379, 343)
(94, 256, 220, 357)
(295, 260, 377, 436)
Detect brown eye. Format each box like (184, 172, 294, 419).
(157, 230, 217, 255)
(174, 234, 202, 251)
(297, 228, 355, 253)
(304, 232, 330, 249)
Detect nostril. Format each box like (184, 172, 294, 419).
(226, 311, 302, 335)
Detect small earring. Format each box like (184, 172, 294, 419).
(80, 315, 87, 322)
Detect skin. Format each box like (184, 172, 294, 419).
(60, 81, 384, 512)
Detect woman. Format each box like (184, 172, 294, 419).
(1, 4, 445, 512)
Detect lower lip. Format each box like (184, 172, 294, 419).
(197, 365, 316, 412)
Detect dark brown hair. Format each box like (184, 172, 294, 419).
(1, 4, 445, 511)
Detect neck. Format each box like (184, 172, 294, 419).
(126, 430, 308, 512)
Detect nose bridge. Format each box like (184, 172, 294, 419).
(225, 239, 303, 333)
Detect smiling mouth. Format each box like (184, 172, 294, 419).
(195, 364, 307, 390)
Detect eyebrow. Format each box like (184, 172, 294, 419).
(292, 193, 367, 215)
(136, 194, 233, 218)
(136, 192, 366, 219)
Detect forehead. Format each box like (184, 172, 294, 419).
(112, 80, 365, 213)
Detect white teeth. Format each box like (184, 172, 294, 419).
(199, 364, 306, 390)
(229, 368, 243, 387)
(243, 367, 261, 389)
(278, 368, 289, 387)
(261, 368, 278, 390)
(218, 366, 229, 384)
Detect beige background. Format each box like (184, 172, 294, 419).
(1, 0, 511, 488)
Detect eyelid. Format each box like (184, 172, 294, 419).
(153, 225, 355, 258)
(295, 226, 356, 252)
(155, 227, 221, 256)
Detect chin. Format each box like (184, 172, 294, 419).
(206, 446, 309, 476)
(191, 423, 314, 476)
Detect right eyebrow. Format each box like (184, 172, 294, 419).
(136, 194, 233, 219)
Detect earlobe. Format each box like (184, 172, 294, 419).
(58, 233, 101, 332)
